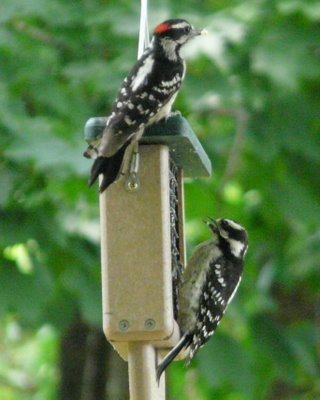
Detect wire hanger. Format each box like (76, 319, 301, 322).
(138, 0, 150, 58)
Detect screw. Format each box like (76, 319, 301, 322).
(145, 319, 156, 330)
(125, 173, 140, 192)
(119, 320, 129, 331)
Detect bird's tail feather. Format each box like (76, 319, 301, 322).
(89, 145, 128, 193)
(156, 334, 191, 384)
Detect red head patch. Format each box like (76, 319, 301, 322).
(154, 23, 172, 35)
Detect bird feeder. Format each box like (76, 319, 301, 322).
(84, 115, 211, 399)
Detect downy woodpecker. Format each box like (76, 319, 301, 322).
(156, 218, 248, 382)
(84, 19, 206, 192)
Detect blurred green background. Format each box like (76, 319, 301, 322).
(0, 0, 319, 399)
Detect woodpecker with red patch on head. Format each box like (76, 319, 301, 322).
(84, 19, 207, 192)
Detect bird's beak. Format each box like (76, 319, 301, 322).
(203, 217, 218, 233)
(192, 28, 208, 36)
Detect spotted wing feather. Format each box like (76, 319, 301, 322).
(98, 49, 184, 158)
(187, 256, 243, 362)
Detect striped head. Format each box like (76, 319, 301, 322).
(206, 218, 248, 259)
(153, 19, 207, 60)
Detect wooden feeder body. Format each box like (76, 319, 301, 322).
(85, 115, 211, 399)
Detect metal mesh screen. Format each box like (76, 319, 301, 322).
(169, 159, 183, 320)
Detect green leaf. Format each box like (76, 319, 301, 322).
(0, 262, 53, 326)
(270, 176, 320, 227)
(251, 316, 297, 382)
(198, 333, 256, 396)
(252, 22, 320, 89)
(5, 117, 88, 175)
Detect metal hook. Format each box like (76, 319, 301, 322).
(126, 145, 141, 192)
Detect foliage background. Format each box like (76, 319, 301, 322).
(0, 0, 319, 399)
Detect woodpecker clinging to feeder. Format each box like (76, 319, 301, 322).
(156, 218, 248, 382)
(83, 19, 207, 192)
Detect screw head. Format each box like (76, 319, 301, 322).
(125, 173, 140, 192)
(145, 319, 156, 330)
(119, 320, 129, 331)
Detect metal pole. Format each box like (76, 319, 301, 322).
(128, 343, 165, 400)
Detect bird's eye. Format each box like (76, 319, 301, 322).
(220, 220, 228, 229)
(218, 220, 230, 238)
(184, 26, 191, 34)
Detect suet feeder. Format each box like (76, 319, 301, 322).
(84, 115, 211, 399)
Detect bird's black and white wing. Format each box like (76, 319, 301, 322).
(187, 255, 243, 362)
(98, 47, 184, 158)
